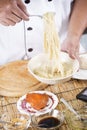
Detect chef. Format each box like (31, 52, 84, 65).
(0, 0, 87, 65)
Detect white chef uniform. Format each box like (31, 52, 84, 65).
(0, 0, 79, 65)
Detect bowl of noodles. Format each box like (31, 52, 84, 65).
(28, 12, 79, 84)
(28, 52, 79, 84)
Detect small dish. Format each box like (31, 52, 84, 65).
(31, 109, 64, 130)
(73, 53, 87, 80)
(0, 111, 31, 130)
(79, 53, 87, 69)
(17, 91, 58, 116)
(73, 69, 87, 80)
(28, 52, 79, 84)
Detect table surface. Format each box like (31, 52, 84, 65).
(0, 78, 87, 130)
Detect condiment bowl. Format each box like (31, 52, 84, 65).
(31, 109, 64, 130)
(0, 111, 31, 130)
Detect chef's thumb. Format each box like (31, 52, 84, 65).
(17, 0, 29, 17)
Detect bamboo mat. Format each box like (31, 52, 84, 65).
(0, 79, 87, 130)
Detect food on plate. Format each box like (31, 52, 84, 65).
(25, 93, 49, 110)
(17, 91, 59, 116)
(79, 53, 87, 69)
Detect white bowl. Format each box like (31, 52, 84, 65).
(28, 52, 79, 84)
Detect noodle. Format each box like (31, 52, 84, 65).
(33, 12, 73, 78)
(43, 12, 63, 75)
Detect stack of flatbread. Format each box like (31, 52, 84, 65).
(0, 60, 47, 97)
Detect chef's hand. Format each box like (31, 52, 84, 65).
(0, 0, 29, 26)
(61, 35, 80, 59)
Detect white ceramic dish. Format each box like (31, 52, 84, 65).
(17, 91, 58, 116)
(73, 69, 87, 80)
(72, 53, 87, 80)
(79, 53, 87, 69)
(28, 52, 79, 84)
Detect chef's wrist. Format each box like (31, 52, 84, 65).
(67, 32, 80, 43)
(67, 20, 87, 40)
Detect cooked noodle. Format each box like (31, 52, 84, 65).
(34, 12, 73, 78)
(43, 12, 64, 75)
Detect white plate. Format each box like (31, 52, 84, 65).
(17, 91, 58, 116)
(73, 69, 87, 80)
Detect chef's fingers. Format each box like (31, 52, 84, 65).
(12, 2, 29, 21)
(0, 19, 16, 26)
(7, 13, 22, 23)
(17, 0, 29, 16)
(0, 21, 9, 26)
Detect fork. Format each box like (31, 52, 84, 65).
(29, 12, 56, 19)
(29, 15, 42, 18)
